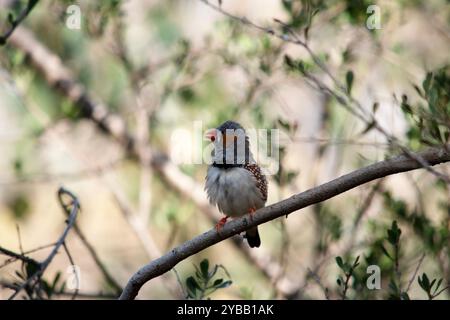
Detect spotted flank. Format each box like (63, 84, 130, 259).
(244, 163, 267, 202)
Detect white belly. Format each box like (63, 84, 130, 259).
(205, 166, 265, 217)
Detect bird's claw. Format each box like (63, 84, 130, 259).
(248, 207, 256, 220)
(215, 216, 229, 232)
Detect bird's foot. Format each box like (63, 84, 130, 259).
(215, 216, 229, 232)
(248, 207, 256, 220)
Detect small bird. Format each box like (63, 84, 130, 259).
(205, 121, 267, 248)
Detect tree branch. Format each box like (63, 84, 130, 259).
(119, 146, 450, 299)
(0, 246, 39, 266)
(0, 0, 40, 45)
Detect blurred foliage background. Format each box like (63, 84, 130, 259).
(0, 0, 449, 299)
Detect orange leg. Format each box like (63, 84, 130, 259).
(248, 207, 256, 220)
(215, 216, 229, 232)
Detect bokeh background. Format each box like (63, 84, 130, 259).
(0, 0, 449, 299)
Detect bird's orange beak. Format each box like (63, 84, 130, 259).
(204, 129, 217, 142)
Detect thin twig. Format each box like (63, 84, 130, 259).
(172, 267, 187, 298)
(341, 271, 352, 300)
(0, 246, 39, 266)
(0, 242, 56, 270)
(343, 180, 383, 254)
(8, 187, 80, 300)
(70, 222, 122, 295)
(16, 225, 24, 254)
(394, 243, 401, 288)
(0, 0, 40, 45)
(307, 268, 330, 300)
(433, 285, 450, 298)
(406, 253, 426, 293)
(62, 242, 79, 300)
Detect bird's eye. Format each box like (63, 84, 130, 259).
(210, 135, 215, 142)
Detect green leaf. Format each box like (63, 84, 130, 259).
(335, 256, 344, 269)
(413, 84, 424, 98)
(422, 72, 433, 95)
(215, 280, 232, 289)
(25, 261, 40, 278)
(400, 94, 413, 115)
(283, 55, 306, 74)
(336, 276, 343, 287)
(418, 273, 430, 291)
(429, 279, 437, 293)
(297, 60, 305, 73)
(186, 276, 200, 297)
(60, 282, 66, 293)
(259, 61, 271, 75)
(429, 120, 443, 142)
(7, 13, 14, 25)
(387, 221, 401, 245)
(400, 292, 410, 300)
(41, 279, 52, 298)
(346, 70, 354, 94)
(282, 0, 292, 11)
(284, 54, 295, 69)
(178, 87, 196, 103)
(200, 259, 210, 279)
(433, 278, 443, 295)
(13, 158, 23, 176)
(380, 244, 392, 260)
(51, 272, 62, 292)
(213, 279, 223, 287)
(353, 255, 360, 268)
